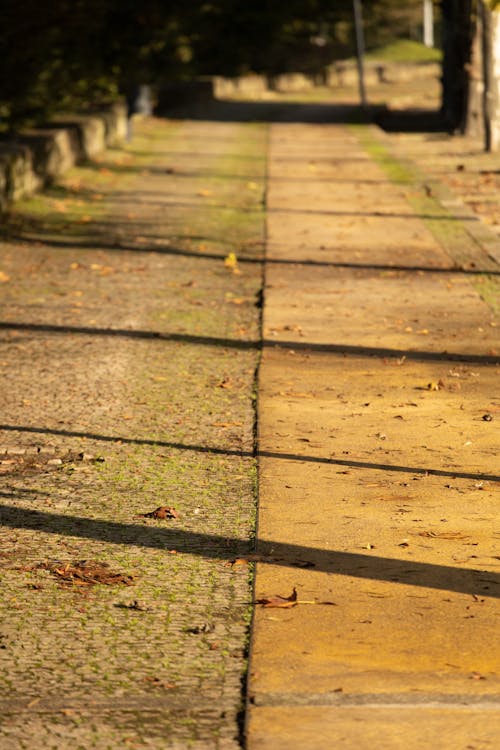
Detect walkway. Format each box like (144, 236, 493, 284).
(247, 121, 500, 748)
(0, 105, 499, 749)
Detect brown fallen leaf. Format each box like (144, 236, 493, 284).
(418, 531, 470, 540)
(226, 553, 314, 569)
(256, 587, 298, 608)
(225, 554, 285, 567)
(135, 506, 180, 520)
(31, 560, 134, 586)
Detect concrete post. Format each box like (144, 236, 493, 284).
(423, 0, 434, 47)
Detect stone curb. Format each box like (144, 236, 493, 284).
(0, 101, 127, 210)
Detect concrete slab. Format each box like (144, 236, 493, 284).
(248, 705, 500, 750)
(247, 122, 500, 747)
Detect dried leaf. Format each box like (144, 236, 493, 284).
(418, 530, 469, 540)
(224, 252, 240, 274)
(185, 623, 214, 634)
(114, 600, 151, 611)
(225, 553, 286, 567)
(32, 560, 134, 586)
(0, 271, 10, 283)
(135, 506, 179, 520)
(256, 587, 298, 608)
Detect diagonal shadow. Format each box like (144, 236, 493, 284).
(155, 99, 385, 125)
(0, 321, 499, 364)
(0, 424, 498, 483)
(0, 503, 497, 598)
(4, 232, 498, 277)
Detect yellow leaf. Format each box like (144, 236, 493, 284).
(0, 271, 10, 283)
(224, 252, 241, 274)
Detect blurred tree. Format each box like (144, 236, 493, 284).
(441, 0, 475, 132)
(0, 0, 480, 135)
(473, 0, 500, 149)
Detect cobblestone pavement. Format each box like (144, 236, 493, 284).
(0, 117, 266, 749)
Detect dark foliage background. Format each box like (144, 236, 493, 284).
(0, 0, 430, 130)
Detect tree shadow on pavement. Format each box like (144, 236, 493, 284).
(1, 423, 499, 485)
(155, 97, 449, 134)
(5, 227, 498, 277)
(0, 321, 499, 364)
(156, 99, 384, 125)
(0, 502, 498, 599)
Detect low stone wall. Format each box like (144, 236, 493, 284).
(212, 62, 440, 100)
(213, 75, 268, 98)
(327, 61, 441, 87)
(0, 101, 127, 211)
(213, 72, 319, 97)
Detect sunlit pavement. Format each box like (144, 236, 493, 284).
(246, 120, 500, 748)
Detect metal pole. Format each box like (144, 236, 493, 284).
(353, 0, 367, 107)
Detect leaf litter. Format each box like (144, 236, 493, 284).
(26, 560, 134, 587)
(134, 506, 180, 520)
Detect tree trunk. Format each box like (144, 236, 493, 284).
(481, 2, 500, 150)
(441, 0, 475, 132)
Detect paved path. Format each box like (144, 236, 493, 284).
(247, 122, 500, 748)
(0, 107, 499, 749)
(0, 118, 266, 749)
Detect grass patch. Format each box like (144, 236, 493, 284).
(365, 39, 442, 64)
